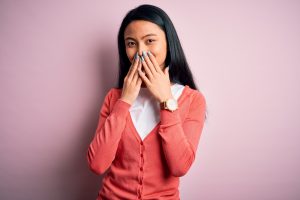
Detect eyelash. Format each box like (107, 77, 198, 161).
(127, 39, 155, 47)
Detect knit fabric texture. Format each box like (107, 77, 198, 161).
(87, 85, 206, 200)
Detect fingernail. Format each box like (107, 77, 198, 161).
(142, 51, 147, 57)
(134, 52, 139, 60)
(141, 55, 145, 61)
(147, 50, 152, 56)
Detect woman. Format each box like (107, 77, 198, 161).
(87, 4, 207, 200)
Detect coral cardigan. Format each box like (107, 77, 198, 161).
(129, 83, 185, 141)
(87, 85, 206, 200)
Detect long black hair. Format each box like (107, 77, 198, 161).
(116, 4, 199, 91)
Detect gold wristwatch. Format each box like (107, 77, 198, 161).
(160, 98, 178, 112)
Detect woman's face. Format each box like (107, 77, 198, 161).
(124, 20, 168, 71)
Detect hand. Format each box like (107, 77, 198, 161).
(120, 54, 142, 105)
(138, 51, 173, 102)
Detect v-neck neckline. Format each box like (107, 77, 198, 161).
(127, 85, 190, 143)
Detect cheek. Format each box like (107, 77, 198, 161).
(126, 49, 135, 63)
(152, 48, 167, 64)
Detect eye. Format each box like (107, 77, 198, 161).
(147, 39, 155, 44)
(127, 41, 135, 47)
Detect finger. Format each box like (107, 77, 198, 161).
(141, 55, 153, 80)
(142, 51, 157, 74)
(138, 65, 151, 86)
(132, 71, 139, 85)
(128, 53, 139, 73)
(127, 55, 140, 80)
(135, 67, 142, 85)
(132, 60, 141, 84)
(147, 50, 163, 73)
(137, 77, 142, 86)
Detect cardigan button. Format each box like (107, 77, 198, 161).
(140, 167, 143, 171)
(140, 154, 143, 158)
(140, 141, 143, 145)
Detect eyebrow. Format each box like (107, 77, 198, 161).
(125, 33, 157, 41)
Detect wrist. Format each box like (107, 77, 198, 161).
(160, 97, 178, 112)
(119, 97, 133, 105)
(159, 94, 174, 103)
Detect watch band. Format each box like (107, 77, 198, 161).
(160, 101, 167, 110)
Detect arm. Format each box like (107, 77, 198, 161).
(158, 91, 206, 177)
(86, 89, 131, 175)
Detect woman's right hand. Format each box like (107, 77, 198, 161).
(119, 54, 142, 105)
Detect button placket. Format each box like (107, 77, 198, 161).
(137, 188, 142, 199)
(137, 141, 145, 199)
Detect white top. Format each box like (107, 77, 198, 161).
(129, 83, 185, 141)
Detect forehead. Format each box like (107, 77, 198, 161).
(124, 20, 164, 38)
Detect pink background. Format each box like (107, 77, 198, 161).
(1, 0, 300, 199)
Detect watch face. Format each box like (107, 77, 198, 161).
(166, 98, 178, 111)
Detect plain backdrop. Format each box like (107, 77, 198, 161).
(1, 0, 300, 199)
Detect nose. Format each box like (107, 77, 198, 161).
(137, 45, 148, 57)
(138, 50, 144, 57)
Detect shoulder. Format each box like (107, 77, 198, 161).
(182, 86, 207, 119)
(102, 87, 123, 110)
(184, 85, 206, 106)
(104, 87, 122, 100)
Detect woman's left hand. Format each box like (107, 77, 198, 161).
(138, 50, 173, 103)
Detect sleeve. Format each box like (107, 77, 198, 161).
(158, 91, 206, 177)
(86, 89, 132, 175)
